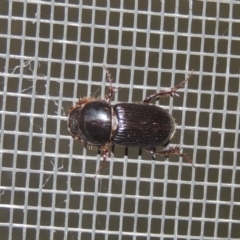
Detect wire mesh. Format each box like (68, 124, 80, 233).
(0, 0, 240, 240)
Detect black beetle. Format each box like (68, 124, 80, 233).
(68, 65, 195, 174)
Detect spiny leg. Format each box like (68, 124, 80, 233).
(148, 145, 196, 168)
(103, 64, 120, 103)
(143, 70, 194, 103)
(94, 145, 111, 178)
(82, 142, 110, 177)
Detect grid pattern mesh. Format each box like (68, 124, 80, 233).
(0, 0, 240, 239)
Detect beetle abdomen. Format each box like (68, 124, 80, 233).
(112, 103, 175, 148)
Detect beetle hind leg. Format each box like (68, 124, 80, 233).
(147, 145, 196, 168)
(143, 70, 193, 103)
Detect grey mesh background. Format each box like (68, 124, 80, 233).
(0, 0, 240, 240)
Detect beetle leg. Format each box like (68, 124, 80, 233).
(103, 64, 120, 103)
(146, 147, 156, 160)
(143, 70, 193, 103)
(94, 145, 111, 178)
(83, 141, 88, 149)
(148, 145, 196, 168)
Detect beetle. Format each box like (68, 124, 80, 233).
(68, 65, 195, 175)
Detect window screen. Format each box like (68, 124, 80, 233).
(0, 0, 240, 240)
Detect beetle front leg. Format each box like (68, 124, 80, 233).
(143, 70, 193, 103)
(94, 145, 111, 178)
(147, 145, 196, 168)
(103, 64, 120, 103)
